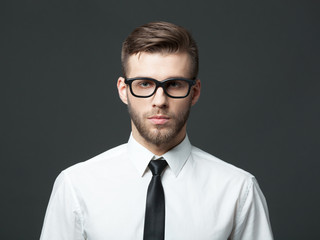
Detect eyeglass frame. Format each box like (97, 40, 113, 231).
(124, 77, 197, 98)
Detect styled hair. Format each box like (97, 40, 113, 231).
(121, 21, 199, 78)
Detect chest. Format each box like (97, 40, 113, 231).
(79, 176, 236, 240)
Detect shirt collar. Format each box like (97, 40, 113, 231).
(127, 133, 192, 177)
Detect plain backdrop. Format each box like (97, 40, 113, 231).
(1, 0, 319, 239)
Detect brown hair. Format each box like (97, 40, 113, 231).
(121, 21, 199, 78)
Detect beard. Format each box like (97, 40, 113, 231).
(127, 100, 192, 146)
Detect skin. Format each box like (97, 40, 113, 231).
(117, 52, 201, 155)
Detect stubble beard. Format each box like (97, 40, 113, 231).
(127, 100, 192, 146)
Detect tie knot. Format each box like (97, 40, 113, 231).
(148, 160, 168, 176)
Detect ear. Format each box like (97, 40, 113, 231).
(117, 77, 128, 105)
(191, 79, 201, 106)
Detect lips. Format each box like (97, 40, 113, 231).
(148, 115, 170, 125)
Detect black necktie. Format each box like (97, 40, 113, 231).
(143, 160, 168, 240)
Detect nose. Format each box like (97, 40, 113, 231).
(152, 86, 168, 108)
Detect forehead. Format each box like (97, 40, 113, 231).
(126, 52, 191, 79)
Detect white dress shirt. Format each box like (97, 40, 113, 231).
(40, 135, 273, 240)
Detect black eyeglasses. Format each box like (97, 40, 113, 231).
(124, 77, 196, 98)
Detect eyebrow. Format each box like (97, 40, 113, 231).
(128, 76, 192, 80)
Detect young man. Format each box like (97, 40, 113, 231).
(40, 21, 273, 240)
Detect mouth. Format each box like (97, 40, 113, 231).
(148, 115, 170, 125)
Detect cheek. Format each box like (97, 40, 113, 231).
(128, 97, 148, 113)
(172, 99, 192, 112)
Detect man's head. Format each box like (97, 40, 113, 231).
(118, 21, 201, 154)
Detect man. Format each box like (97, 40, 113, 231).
(40, 21, 273, 240)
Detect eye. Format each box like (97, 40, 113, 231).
(166, 80, 185, 88)
(133, 79, 155, 88)
(140, 81, 151, 87)
(168, 81, 179, 87)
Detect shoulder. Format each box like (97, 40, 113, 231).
(190, 145, 254, 182)
(63, 143, 128, 177)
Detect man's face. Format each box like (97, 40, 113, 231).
(118, 52, 200, 150)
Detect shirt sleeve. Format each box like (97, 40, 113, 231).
(40, 171, 86, 240)
(231, 177, 274, 240)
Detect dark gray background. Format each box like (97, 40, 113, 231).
(2, 0, 319, 239)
